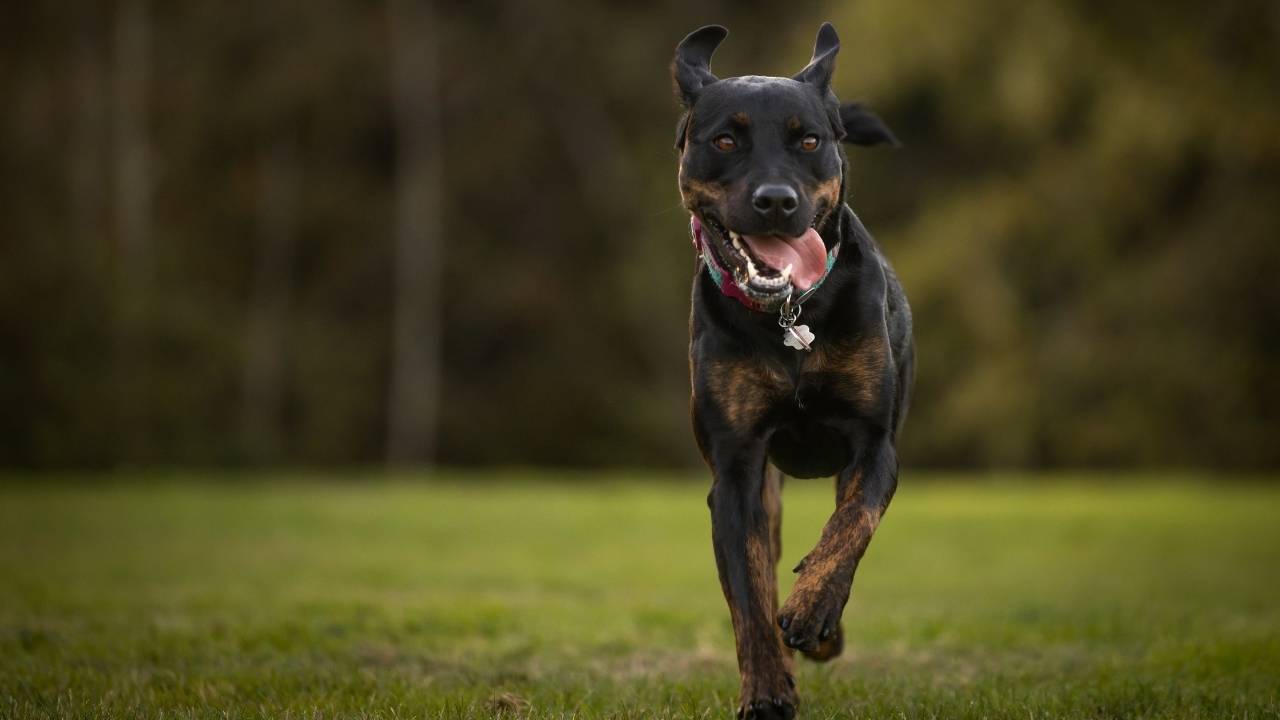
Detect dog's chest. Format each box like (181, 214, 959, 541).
(698, 333, 892, 435)
(743, 338, 890, 419)
(794, 338, 889, 414)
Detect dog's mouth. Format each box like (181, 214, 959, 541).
(693, 212, 830, 302)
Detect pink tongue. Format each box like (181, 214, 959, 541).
(741, 228, 827, 291)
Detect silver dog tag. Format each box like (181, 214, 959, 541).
(783, 324, 815, 351)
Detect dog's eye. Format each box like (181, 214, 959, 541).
(800, 135, 820, 152)
(712, 135, 737, 152)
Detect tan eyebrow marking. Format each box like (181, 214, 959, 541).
(786, 116, 802, 132)
(730, 112, 750, 127)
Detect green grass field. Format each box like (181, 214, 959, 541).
(2, 473, 1278, 719)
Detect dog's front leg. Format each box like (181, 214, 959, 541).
(777, 436, 898, 660)
(703, 435, 797, 720)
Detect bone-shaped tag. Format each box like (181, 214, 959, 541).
(783, 324, 815, 351)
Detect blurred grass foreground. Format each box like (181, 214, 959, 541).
(3, 472, 1278, 719)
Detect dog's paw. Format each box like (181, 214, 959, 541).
(777, 579, 847, 657)
(737, 669, 797, 720)
(737, 698, 796, 720)
(800, 623, 843, 662)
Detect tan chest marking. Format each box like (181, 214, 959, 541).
(801, 334, 890, 412)
(703, 358, 789, 433)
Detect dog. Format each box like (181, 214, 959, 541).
(673, 23, 914, 719)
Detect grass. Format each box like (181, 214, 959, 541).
(1, 471, 1278, 719)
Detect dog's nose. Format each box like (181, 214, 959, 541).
(751, 184, 799, 218)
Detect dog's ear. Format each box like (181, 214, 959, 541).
(673, 25, 728, 107)
(839, 102, 899, 147)
(793, 22, 839, 91)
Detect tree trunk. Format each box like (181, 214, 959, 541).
(112, 0, 153, 462)
(70, 12, 109, 278)
(385, 0, 444, 464)
(240, 141, 298, 463)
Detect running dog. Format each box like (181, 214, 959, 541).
(673, 22, 914, 719)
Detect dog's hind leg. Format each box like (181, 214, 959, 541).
(776, 438, 898, 661)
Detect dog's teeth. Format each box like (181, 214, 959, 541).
(782, 264, 793, 281)
(751, 271, 788, 289)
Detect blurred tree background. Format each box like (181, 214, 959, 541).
(2, 0, 1276, 470)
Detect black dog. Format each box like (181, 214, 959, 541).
(673, 23, 914, 719)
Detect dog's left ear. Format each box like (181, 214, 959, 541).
(839, 102, 900, 147)
(673, 25, 728, 107)
(793, 22, 839, 91)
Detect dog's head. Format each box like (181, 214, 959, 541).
(674, 23, 896, 305)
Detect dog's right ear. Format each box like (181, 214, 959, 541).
(672, 25, 728, 108)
